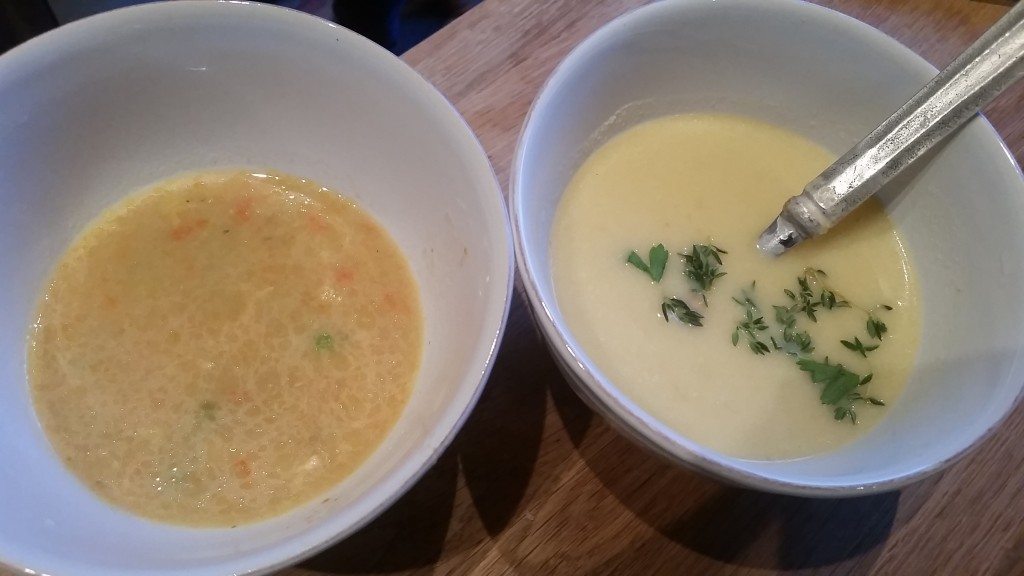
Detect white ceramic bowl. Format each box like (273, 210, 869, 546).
(0, 2, 512, 575)
(512, 0, 1024, 496)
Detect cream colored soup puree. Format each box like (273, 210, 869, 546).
(29, 170, 422, 525)
(551, 113, 920, 460)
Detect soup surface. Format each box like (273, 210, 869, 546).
(29, 170, 422, 526)
(551, 113, 920, 460)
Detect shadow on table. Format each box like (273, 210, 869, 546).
(662, 488, 899, 570)
(550, 378, 901, 572)
(456, 290, 562, 537)
(299, 448, 460, 573)
(300, 290, 555, 573)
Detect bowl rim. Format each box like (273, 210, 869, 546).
(0, 1, 514, 575)
(510, 0, 1024, 497)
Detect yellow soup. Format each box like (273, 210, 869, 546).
(29, 170, 422, 526)
(551, 113, 920, 460)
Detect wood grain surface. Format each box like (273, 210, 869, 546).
(5, 2, 1021, 576)
(289, 2, 1024, 575)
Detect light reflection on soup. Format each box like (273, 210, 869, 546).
(28, 170, 422, 526)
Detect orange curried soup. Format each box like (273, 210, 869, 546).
(28, 170, 422, 526)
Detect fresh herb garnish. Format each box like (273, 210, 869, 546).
(795, 358, 884, 424)
(833, 379, 885, 424)
(796, 357, 885, 423)
(794, 274, 821, 321)
(662, 298, 704, 327)
(731, 288, 770, 355)
(620, 241, 896, 426)
(797, 357, 861, 405)
(627, 243, 669, 282)
(746, 334, 770, 355)
(833, 405, 858, 423)
(681, 244, 727, 302)
(867, 316, 888, 340)
(779, 269, 856, 322)
(787, 331, 815, 355)
(773, 305, 814, 356)
(315, 332, 334, 351)
(819, 288, 850, 310)
(840, 336, 879, 358)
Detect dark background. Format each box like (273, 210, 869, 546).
(0, 0, 480, 55)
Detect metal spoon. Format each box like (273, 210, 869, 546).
(757, 1, 1024, 257)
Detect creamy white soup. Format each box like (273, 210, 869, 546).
(551, 113, 920, 460)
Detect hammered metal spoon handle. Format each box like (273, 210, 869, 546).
(758, 1, 1024, 256)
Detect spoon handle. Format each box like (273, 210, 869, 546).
(758, 1, 1024, 256)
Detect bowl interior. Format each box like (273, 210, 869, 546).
(0, 2, 510, 575)
(514, 0, 1024, 493)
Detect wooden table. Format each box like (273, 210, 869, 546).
(284, 1, 1024, 574)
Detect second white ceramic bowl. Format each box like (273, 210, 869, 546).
(0, 2, 512, 575)
(512, 0, 1024, 496)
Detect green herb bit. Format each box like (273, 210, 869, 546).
(798, 358, 885, 425)
(681, 243, 727, 296)
(798, 276, 813, 298)
(662, 298, 704, 327)
(774, 305, 796, 328)
(837, 389, 886, 424)
(867, 316, 888, 340)
(786, 329, 815, 355)
(791, 275, 821, 322)
(840, 336, 879, 358)
(626, 243, 669, 282)
(849, 391, 884, 405)
(732, 290, 770, 355)
(747, 338, 770, 355)
(315, 332, 335, 351)
(833, 405, 859, 424)
(732, 312, 770, 355)
(772, 305, 814, 356)
(199, 400, 218, 422)
(789, 269, 853, 320)
(796, 357, 863, 406)
(819, 288, 850, 310)
(740, 308, 768, 334)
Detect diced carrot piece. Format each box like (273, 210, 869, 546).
(333, 265, 356, 287)
(168, 218, 209, 240)
(232, 196, 254, 222)
(169, 222, 192, 240)
(232, 458, 252, 479)
(306, 212, 329, 232)
(381, 291, 408, 315)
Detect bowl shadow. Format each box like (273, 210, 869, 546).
(551, 380, 908, 572)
